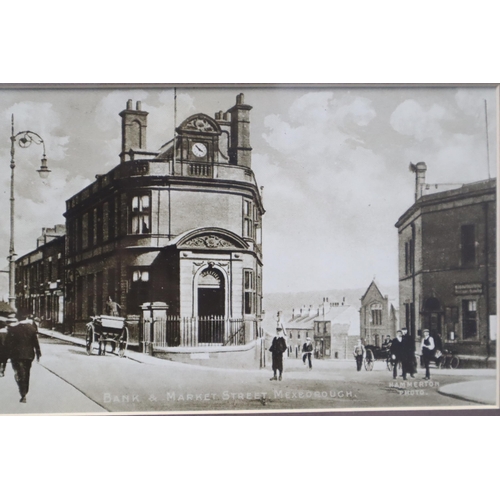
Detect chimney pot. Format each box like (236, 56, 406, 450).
(136, 101, 142, 111)
(127, 99, 133, 110)
(236, 93, 244, 105)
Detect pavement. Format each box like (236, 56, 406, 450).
(37, 327, 169, 366)
(438, 379, 498, 406)
(0, 360, 106, 415)
(36, 327, 499, 407)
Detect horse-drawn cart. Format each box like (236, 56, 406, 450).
(86, 315, 128, 357)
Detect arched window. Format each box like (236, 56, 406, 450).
(370, 303, 383, 326)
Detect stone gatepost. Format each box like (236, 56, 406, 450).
(140, 302, 169, 354)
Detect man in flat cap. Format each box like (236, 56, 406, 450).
(6, 315, 41, 403)
(269, 327, 287, 381)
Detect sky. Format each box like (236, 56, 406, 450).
(0, 85, 496, 296)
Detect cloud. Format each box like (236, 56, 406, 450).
(262, 92, 376, 164)
(390, 99, 449, 141)
(257, 92, 403, 292)
(148, 91, 196, 150)
(455, 89, 487, 118)
(95, 90, 149, 132)
(389, 90, 496, 184)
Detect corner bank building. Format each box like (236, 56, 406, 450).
(64, 94, 264, 346)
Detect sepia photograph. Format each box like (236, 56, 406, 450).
(0, 84, 497, 415)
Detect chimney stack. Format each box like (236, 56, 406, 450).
(228, 93, 252, 168)
(119, 100, 149, 162)
(410, 161, 427, 201)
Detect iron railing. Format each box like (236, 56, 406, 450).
(146, 316, 246, 348)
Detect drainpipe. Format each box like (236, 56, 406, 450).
(411, 222, 416, 350)
(483, 202, 490, 359)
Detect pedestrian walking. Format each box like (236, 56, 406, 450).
(353, 339, 365, 372)
(0, 318, 8, 377)
(302, 337, 314, 370)
(6, 315, 41, 403)
(420, 329, 435, 380)
(390, 330, 404, 379)
(269, 327, 287, 381)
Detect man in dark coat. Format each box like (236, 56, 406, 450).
(0, 318, 8, 377)
(389, 330, 404, 379)
(6, 316, 41, 403)
(269, 327, 287, 381)
(400, 328, 416, 380)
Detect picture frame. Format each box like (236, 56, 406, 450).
(0, 83, 498, 416)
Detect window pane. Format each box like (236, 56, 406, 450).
(132, 216, 139, 234)
(461, 225, 476, 264)
(141, 195, 150, 209)
(245, 291, 252, 314)
(142, 215, 150, 233)
(462, 300, 477, 338)
(132, 196, 139, 211)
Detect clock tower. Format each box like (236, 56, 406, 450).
(174, 113, 222, 175)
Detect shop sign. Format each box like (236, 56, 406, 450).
(454, 283, 483, 295)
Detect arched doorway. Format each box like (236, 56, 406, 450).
(197, 267, 225, 343)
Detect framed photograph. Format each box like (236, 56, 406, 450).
(0, 83, 498, 415)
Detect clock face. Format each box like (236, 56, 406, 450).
(192, 142, 207, 158)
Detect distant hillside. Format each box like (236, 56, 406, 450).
(261, 286, 398, 333)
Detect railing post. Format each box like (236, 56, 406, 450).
(148, 303, 154, 356)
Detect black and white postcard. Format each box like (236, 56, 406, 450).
(0, 84, 498, 415)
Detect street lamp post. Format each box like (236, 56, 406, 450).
(8, 114, 51, 311)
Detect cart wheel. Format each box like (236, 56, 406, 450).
(86, 325, 96, 355)
(450, 356, 460, 369)
(118, 327, 128, 358)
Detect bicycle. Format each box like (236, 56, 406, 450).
(437, 349, 460, 369)
(386, 355, 394, 371)
(364, 349, 374, 371)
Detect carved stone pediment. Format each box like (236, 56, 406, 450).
(179, 113, 220, 134)
(184, 235, 233, 249)
(185, 118, 214, 132)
